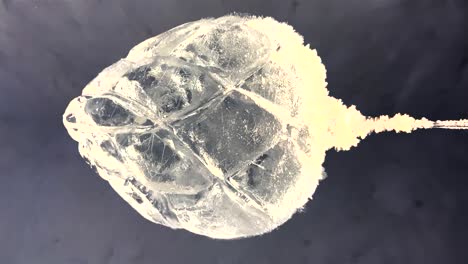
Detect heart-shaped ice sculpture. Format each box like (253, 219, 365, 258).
(63, 14, 329, 239)
(63, 14, 468, 239)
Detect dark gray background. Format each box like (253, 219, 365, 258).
(1, 0, 468, 263)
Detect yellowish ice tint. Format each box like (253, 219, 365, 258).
(62, 14, 468, 239)
(247, 16, 468, 155)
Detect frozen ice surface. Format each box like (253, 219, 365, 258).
(172, 90, 283, 174)
(63, 14, 328, 239)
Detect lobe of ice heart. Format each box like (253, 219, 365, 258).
(259, 24, 454, 155)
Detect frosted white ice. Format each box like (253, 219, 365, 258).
(64, 14, 468, 239)
(63, 15, 328, 239)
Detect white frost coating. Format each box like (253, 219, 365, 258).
(63, 14, 466, 240)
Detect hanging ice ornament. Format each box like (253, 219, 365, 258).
(62, 14, 468, 239)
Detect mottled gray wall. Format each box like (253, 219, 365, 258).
(1, 0, 468, 263)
